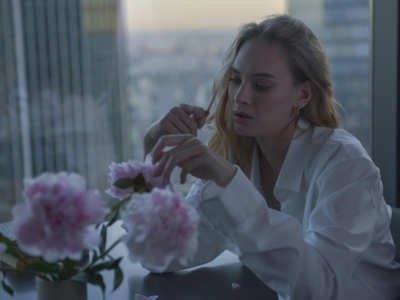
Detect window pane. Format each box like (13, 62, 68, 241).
(0, 0, 371, 222)
(0, 0, 127, 222)
(126, 1, 287, 195)
(288, 0, 371, 154)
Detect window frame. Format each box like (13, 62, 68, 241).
(370, 0, 399, 207)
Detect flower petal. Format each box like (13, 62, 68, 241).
(122, 188, 199, 273)
(135, 294, 158, 300)
(232, 283, 241, 290)
(14, 172, 109, 262)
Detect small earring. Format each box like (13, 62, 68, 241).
(295, 106, 300, 117)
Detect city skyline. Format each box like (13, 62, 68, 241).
(0, 0, 127, 222)
(125, 0, 286, 31)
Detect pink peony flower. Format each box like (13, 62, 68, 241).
(13, 172, 109, 262)
(121, 188, 199, 272)
(105, 154, 172, 200)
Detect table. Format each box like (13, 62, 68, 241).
(1, 221, 278, 300)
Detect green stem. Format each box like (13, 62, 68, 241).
(95, 196, 132, 229)
(16, 256, 30, 267)
(110, 196, 132, 212)
(0, 267, 47, 280)
(77, 238, 121, 274)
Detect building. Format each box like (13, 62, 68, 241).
(288, 0, 371, 153)
(0, 0, 128, 221)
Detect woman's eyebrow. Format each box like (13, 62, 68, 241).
(230, 66, 277, 79)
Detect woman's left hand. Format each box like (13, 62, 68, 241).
(151, 134, 237, 188)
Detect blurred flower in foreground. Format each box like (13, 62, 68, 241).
(106, 154, 172, 200)
(13, 172, 109, 262)
(122, 187, 199, 272)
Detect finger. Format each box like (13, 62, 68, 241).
(161, 143, 206, 181)
(179, 103, 207, 120)
(152, 150, 164, 166)
(153, 137, 202, 177)
(170, 107, 198, 136)
(151, 134, 194, 165)
(159, 117, 181, 135)
(165, 111, 191, 134)
(192, 110, 210, 129)
(180, 155, 205, 184)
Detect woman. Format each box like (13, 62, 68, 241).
(142, 15, 400, 299)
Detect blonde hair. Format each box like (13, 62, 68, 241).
(206, 14, 341, 175)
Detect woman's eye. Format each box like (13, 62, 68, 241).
(256, 84, 271, 91)
(229, 78, 241, 84)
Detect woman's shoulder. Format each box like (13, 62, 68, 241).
(308, 125, 373, 173)
(298, 118, 370, 162)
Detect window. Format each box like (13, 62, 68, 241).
(126, 0, 287, 195)
(0, 0, 127, 221)
(289, 0, 371, 154)
(0, 0, 378, 222)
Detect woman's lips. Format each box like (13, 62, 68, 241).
(233, 113, 253, 124)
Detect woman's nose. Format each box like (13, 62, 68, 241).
(234, 82, 252, 105)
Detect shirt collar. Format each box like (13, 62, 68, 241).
(250, 117, 312, 194)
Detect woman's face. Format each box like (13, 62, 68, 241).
(228, 39, 309, 139)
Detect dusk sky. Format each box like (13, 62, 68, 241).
(125, 0, 287, 31)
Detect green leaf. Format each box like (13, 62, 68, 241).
(113, 178, 135, 189)
(107, 208, 119, 227)
(23, 261, 55, 274)
(99, 225, 107, 254)
(132, 174, 147, 187)
(63, 259, 75, 277)
(63, 259, 74, 271)
(112, 265, 123, 292)
(73, 271, 105, 299)
(0, 236, 25, 263)
(113, 174, 149, 192)
(1, 272, 13, 296)
(52, 262, 62, 273)
(49, 273, 60, 282)
(92, 249, 99, 262)
(90, 257, 122, 273)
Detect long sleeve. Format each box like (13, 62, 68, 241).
(199, 159, 387, 300)
(140, 180, 228, 273)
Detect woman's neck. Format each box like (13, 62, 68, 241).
(256, 121, 296, 178)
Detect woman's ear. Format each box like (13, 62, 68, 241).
(298, 80, 315, 107)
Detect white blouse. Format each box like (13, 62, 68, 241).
(142, 117, 400, 300)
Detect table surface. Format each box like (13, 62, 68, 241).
(1, 221, 278, 300)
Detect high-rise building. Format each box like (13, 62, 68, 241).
(288, 0, 371, 153)
(0, 0, 128, 221)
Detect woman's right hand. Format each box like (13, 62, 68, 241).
(143, 103, 210, 159)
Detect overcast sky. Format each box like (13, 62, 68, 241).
(125, 0, 287, 31)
